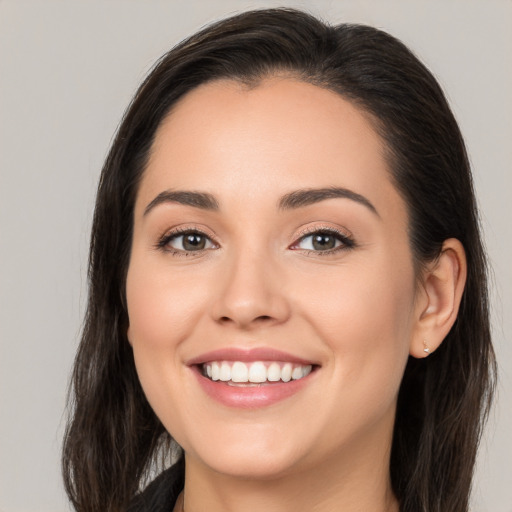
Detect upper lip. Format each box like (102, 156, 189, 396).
(186, 347, 318, 366)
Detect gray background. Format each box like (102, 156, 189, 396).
(0, 1, 510, 510)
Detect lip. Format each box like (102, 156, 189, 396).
(186, 347, 319, 409)
(186, 347, 317, 366)
(190, 365, 316, 409)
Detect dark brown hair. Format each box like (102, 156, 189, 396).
(62, 8, 496, 512)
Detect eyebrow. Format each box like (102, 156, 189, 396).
(144, 190, 219, 216)
(278, 187, 379, 216)
(144, 186, 379, 217)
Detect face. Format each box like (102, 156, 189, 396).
(126, 78, 420, 479)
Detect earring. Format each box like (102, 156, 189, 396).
(423, 339, 431, 355)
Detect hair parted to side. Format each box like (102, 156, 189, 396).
(62, 8, 496, 512)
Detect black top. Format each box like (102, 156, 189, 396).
(128, 459, 185, 512)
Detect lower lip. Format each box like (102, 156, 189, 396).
(191, 366, 315, 409)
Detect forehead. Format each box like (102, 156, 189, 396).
(137, 77, 403, 223)
(150, 77, 384, 167)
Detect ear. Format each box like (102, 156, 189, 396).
(410, 238, 467, 358)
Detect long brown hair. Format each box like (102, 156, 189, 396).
(62, 8, 496, 511)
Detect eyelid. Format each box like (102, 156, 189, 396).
(156, 225, 219, 254)
(289, 224, 355, 253)
(293, 224, 353, 240)
(155, 223, 355, 256)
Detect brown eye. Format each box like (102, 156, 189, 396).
(311, 233, 337, 250)
(292, 229, 355, 254)
(182, 233, 206, 251)
(165, 231, 215, 252)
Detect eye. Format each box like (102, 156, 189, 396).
(158, 229, 216, 254)
(291, 228, 354, 254)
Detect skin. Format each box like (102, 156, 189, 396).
(126, 77, 466, 512)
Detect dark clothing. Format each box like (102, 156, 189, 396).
(128, 459, 184, 512)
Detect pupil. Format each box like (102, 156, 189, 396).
(312, 233, 335, 250)
(183, 234, 205, 251)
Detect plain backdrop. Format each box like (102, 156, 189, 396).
(0, 1, 511, 511)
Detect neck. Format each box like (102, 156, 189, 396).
(180, 431, 399, 512)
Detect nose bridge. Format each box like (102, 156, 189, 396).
(211, 240, 290, 329)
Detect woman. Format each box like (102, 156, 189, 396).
(62, 8, 496, 512)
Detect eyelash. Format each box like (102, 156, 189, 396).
(156, 226, 355, 257)
(155, 227, 217, 257)
(291, 226, 355, 256)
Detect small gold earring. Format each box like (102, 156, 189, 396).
(423, 339, 431, 355)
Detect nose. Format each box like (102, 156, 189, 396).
(211, 248, 291, 330)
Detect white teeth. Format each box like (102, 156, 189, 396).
(231, 361, 248, 382)
(248, 361, 267, 383)
(219, 362, 231, 381)
(281, 363, 292, 382)
(267, 362, 281, 382)
(291, 366, 303, 380)
(211, 362, 220, 381)
(202, 360, 313, 384)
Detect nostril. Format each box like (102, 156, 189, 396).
(219, 315, 273, 323)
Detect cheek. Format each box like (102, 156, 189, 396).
(292, 251, 415, 398)
(126, 255, 209, 353)
(125, 254, 211, 433)
(299, 257, 414, 341)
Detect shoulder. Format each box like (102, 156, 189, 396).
(128, 460, 184, 512)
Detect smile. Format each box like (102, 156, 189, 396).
(188, 348, 318, 409)
(202, 361, 313, 385)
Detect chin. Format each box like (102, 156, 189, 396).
(178, 423, 314, 480)
(190, 447, 305, 480)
